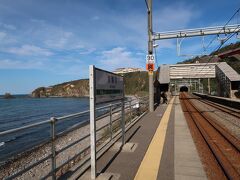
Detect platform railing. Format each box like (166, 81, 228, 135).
(0, 96, 148, 180)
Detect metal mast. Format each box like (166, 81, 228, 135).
(147, 0, 154, 112)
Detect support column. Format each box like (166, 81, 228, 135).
(198, 79, 200, 93)
(208, 78, 211, 95)
(228, 79, 232, 98)
(175, 80, 177, 93)
(190, 78, 192, 93)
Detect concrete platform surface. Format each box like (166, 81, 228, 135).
(174, 97, 207, 180)
(77, 96, 207, 180)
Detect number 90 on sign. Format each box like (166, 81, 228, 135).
(146, 55, 155, 64)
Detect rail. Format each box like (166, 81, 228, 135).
(180, 93, 240, 179)
(0, 96, 149, 179)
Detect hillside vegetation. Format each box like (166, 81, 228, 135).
(124, 71, 149, 96)
(32, 79, 89, 98)
(32, 72, 150, 97)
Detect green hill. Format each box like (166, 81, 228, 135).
(32, 71, 149, 97)
(124, 71, 149, 96)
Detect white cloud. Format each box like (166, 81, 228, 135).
(0, 23, 16, 30)
(157, 40, 176, 50)
(27, 20, 84, 50)
(0, 32, 7, 40)
(0, 31, 16, 45)
(21, 19, 86, 51)
(98, 47, 143, 71)
(0, 2, 201, 75)
(0, 59, 43, 69)
(91, 16, 100, 21)
(44, 31, 79, 49)
(154, 3, 200, 31)
(96, 3, 200, 51)
(79, 48, 96, 55)
(54, 65, 88, 76)
(44, 29, 85, 50)
(5, 45, 53, 56)
(150, 3, 200, 52)
(30, 19, 46, 24)
(136, 52, 145, 56)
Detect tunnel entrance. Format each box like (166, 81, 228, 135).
(180, 86, 188, 92)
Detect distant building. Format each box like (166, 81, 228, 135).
(113, 67, 145, 74)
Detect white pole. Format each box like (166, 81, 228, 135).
(121, 80, 125, 145)
(89, 65, 96, 179)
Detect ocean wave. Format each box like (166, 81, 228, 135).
(0, 142, 5, 147)
(1, 132, 34, 145)
(5, 136, 17, 143)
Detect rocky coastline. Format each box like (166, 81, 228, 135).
(31, 79, 89, 98)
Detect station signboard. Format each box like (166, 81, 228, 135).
(94, 67, 124, 104)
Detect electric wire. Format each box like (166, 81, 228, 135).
(144, 0, 150, 12)
(193, 24, 240, 78)
(192, 7, 240, 78)
(205, 7, 240, 51)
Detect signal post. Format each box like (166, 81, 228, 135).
(147, 0, 154, 112)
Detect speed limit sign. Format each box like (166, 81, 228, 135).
(146, 55, 155, 64)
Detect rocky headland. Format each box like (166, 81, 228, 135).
(32, 79, 89, 98)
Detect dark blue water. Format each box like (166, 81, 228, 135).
(0, 95, 91, 164)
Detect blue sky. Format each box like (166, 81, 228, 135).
(0, 0, 239, 94)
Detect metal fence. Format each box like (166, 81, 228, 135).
(0, 97, 148, 180)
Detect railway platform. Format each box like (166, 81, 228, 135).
(75, 96, 208, 180)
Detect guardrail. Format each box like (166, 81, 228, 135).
(0, 96, 148, 180)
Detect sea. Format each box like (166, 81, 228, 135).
(0, 95, 92, 164)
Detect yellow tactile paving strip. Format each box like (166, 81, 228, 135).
(134, 97, 175, 180)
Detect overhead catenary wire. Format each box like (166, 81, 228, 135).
(192, 7, 240, 78)
(193, 24, 240, 78)
(205, 7, 240, 51)
(144, 0, 150, 12)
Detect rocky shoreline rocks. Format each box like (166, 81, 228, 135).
(3, 93, 15, 99)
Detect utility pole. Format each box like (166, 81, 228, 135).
(147, 0, 154, 112)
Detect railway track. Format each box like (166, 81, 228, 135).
(180, 92, 240, 179)
(198, 98, 240, 120)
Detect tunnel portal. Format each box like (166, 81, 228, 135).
(180, 86, 188, 92)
